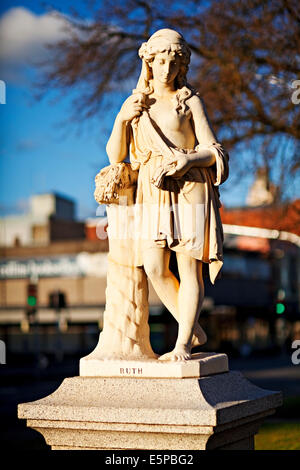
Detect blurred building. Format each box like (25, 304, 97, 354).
(0, 192, 159, 316)
(246, 167, 278, 207)
(0, 189, 299, 358)
(0, 193, 85, 247)
(219, 195, 300, 317)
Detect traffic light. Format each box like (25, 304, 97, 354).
(26, 282, 38, 315)
(275, 289, 286, 315)
(27, 283, 37, 306)
(276, 301, 286, 315)
(25, 281, 38, 325)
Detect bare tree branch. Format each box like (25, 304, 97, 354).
(34, 0, 300, 202)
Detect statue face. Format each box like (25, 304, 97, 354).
(150, 51, 180, 86)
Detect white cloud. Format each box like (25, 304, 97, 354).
(0, 7, 69, 81)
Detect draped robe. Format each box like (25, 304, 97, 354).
(129, 97, 229, 284)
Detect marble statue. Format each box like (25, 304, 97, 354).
(18, 30, 283, 452)
(92, 28, 229, 362)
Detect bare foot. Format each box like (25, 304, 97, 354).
(191, 323, 207, 348)
(158, 344, 192, 362)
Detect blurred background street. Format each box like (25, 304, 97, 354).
(1, 0, 300, 451)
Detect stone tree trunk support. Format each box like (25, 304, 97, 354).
(87, 163, 157, 360)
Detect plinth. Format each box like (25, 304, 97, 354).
(18, 353, 282, 450)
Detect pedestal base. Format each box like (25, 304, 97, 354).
(18, 371, 282, 450)
(79, 352, 229, 378)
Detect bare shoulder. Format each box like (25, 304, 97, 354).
(185, 91, 216, 141)
(186, 93, 205, 113)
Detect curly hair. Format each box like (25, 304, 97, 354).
(134, 29, 196, 115)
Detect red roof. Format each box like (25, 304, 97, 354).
(220, 200, 300, 236)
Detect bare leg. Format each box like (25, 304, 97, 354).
(143, 247, 179, 317)
(159, 254, 204, 361)
(143, 247, 206, 351)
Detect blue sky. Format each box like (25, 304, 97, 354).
(0, 1, 250, 221)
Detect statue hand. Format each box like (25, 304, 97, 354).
(119, 94, 147, 123)
(165, 149, 192, 178)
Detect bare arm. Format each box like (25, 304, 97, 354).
(187, 147, 216, 168)
(106, 93, 146, 164)
(106, 115, 129, 164)
(162, 96, 218, 178)
(187, 94, 218, 168)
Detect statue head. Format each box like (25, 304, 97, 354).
(134, 29, 191, 94)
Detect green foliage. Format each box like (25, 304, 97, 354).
(255, 422, 300, 450)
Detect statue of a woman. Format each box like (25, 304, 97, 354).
(103, 29, 229, 361)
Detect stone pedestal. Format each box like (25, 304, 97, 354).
(18, 354, 282, 450)
(79, 352, 229, 378)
